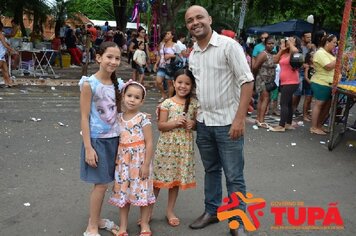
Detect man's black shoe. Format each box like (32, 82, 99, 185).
(189, 212, 219, 229)
(230, 228, 247, 236)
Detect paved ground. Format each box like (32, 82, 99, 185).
(0, 66, 356, 236)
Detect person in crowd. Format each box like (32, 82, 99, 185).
(8, 19, 21, 70)
(0, 21, 16, 87)
(50, 32, 62, 68)
(153, 69, 198, 227)
(310, 34, 337, 135)
(79, 41, 122, 236)
(154, 31, 179, 101)
(292, 31, 313, 117)
(113, 29, 127, 51)
(185, 5, 254, 236)
(270, 63, 281, 116)
(104, 30, 114, 42)
(252, 36, 276, 128)
(133, 41, 147, 84)
(313, 30, 326, 49)
(252, 32, 269, 66)
(303, 51, 315, 122)
(269, 36, 301, 132)
(129, 27, 149, 81)
(176, 33, 188, 66)
(109, 81, 155, 236)
(65, 28, 82, 66)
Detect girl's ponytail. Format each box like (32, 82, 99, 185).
(111, 71, 122, 113)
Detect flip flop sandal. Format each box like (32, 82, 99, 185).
(111, 228, 128, 236)
(256, 121, 270, 129)
(167, 217, 180, 227)
(99, 219, 120, 232)
(139, 231, 152, 236)
(83, 232, 101, 236)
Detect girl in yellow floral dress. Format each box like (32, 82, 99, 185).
(153, 69, 197, 227)
(109, 80, 155, 236)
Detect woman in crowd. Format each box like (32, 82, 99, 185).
(154, 31, 178, 102)
(252, 36, 276, 128)
(270, 36, 301, 132)
(129, 26, 149, 81)
(310, 34, 337, 135)
(65, 28, 82, 66)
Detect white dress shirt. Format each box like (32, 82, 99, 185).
(189, 31, 254, 126)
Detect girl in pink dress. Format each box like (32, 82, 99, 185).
(109, 80, 155, 236)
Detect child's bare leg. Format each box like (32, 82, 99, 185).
(117, 204, 130, 234)
(140, 205, 152, 232)
(166, 186, 179, 221)
(0, 62, 12, 85)
(86, 184, 108, 233)
(138, 187, 159, 225)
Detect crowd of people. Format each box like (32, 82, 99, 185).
(250, 30, 338, 135)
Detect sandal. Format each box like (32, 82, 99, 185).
(269, 126, 285, 132)
(111, 229, 128, 236)
(167, 217, 180, 227)
(139, 231, 152, 236)
(99, 219, 119, 232)
(255, 121, 270, 129)
(285, 124, 296, 130)
(310, 127, 326, 135)
(83, 232, 101, 236)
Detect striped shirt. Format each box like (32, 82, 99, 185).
(189, 31, 254, 126)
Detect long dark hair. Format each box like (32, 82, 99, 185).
(291, 35, 302, 53)
(173, 69, 196, 113)
(97, 41, 122, 113)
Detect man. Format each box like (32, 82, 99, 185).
(251, 32, 269, 66)
(185, 5, 254, 236)
(292, 31, 313, 117)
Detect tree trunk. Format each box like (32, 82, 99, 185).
(113, 0, 128, 31)
(159, 0, 186, 32)
(14, 6, 27, 37)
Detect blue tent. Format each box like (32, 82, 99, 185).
(247, 19, 314, 37)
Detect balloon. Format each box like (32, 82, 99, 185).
(307, 15, 314, 24)
(149, 0, 156, 5)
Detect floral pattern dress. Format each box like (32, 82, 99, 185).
(154, 98, 198, 190)
(255, 51, 276, 93)
(109, 112, 155, 207)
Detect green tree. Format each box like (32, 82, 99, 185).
(67, 0, 115, 20)
(246, 0, 344, 31)
(0, 0, 50, 37)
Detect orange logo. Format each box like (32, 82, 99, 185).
(217, 192, 266, 231)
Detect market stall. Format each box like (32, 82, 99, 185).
(328, 0, 356, 151)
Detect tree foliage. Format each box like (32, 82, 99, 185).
(67, 0, 115, 20)
(0, 0, 50, 36)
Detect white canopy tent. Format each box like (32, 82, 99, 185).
(89, 20, 147, 30)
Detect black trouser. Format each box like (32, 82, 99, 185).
(279, 84, 299, 127)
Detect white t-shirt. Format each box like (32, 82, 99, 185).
(133, 49, 147, 66)
(176, 40, 187, 54)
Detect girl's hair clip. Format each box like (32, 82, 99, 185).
(122, 79, 147, 98)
